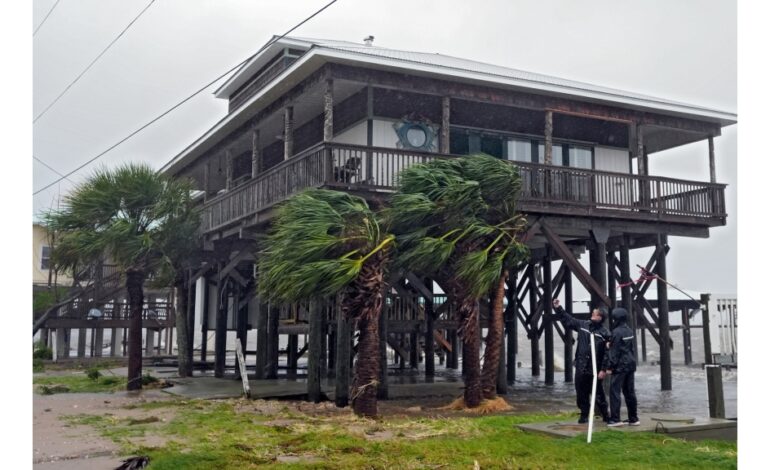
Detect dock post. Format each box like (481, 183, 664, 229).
(682, 308, 693, 365)
(705, 364, 726, 418)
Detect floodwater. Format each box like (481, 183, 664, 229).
(50, 322, 737, 419)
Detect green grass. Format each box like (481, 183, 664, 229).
(59, 398, 737, 469)
(34, 372, 126, 393)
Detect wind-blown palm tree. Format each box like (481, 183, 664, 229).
(388, 154, 528, 407)
(258, 189, 394, 418)
(44, 164, 197, 390)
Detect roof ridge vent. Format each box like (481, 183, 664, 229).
(363, 35, 374, 46)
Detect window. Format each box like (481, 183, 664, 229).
(569, 146, 592, 169)
(536, 143, 562, 165)
(41, 246, 51, 271)
(506, 138, 531, 162)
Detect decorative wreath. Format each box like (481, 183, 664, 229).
(393, 116, 437, 151)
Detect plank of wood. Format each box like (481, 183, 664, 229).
(235, 340, 250, 398)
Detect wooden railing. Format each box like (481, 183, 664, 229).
(200, 143, 727, 233)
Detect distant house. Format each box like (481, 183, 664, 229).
(32, 222, 69, 288)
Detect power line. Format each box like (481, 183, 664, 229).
(33, 0, 156, 124)
(33, 155, 75, 184)
(33, 0, 339, 196)
(33, 0, 62, 37)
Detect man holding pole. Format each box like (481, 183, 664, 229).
(552, 299, 611, 424)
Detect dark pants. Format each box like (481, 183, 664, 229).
(575, 373, 609, 420)
(609, 371, 638, 422)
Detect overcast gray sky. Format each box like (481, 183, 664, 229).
(31, 0, 737, 295)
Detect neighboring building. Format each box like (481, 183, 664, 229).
(33, 222, 75, 288)
(158, 36, 735, 388)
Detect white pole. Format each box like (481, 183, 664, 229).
(587, 333, 597, 443)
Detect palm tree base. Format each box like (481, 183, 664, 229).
(438, 396, 512, 413)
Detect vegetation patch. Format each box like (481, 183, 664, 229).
(59, 398, 737, 469)
(34, 372, 127, 393)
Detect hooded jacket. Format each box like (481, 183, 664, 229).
(602, 307, 637, 373)
(553, 305, 610, 375)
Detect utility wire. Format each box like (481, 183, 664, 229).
(33, 0, 62, 37)
(33, 0, 156, 124)
(33, 0, 339, 196)
(33, 155, 75, 184)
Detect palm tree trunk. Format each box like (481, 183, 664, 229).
(346, 253, 386, 418)
(126, 268, 145, 391)
(481, 269, 508, 399)
(175, 275, 192, 377)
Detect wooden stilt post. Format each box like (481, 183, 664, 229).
(506, 274, 517, 384)
(94, 327, 104, 357)
(335, 300, 351, 407)
(200, 279, 209, 363)
(641, 327, 648, 362)
(77, 328, 87, 358)
(235, 286, 247, 380)
(528, 262, 539, 376)
(409, 326, 418, 369)
(110, 328, 119, 357)
(287, 334, 298, 373)
(266, 304, 279, 379)
(657, 235, 672, 390)
(708, 135, 716, 183)
(255, 299, 268, 379)
(424, 278, 435, 379)
(449, 329, 459, 369)
(145, 328, 155, 357)
(378, 296, 389, 399)
(620, 237, 637, 363)
(682, 308, 693, 365)
(701, 294, 713, 364)
(214, 277, 227, 378)
(607, 252, 617, 310)
(543, 250, 554, 385)
(564, 266, 574, 383)
(307, 300, 323, 403)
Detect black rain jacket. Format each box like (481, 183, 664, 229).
(602, 308, 637, 373)
(553, 306, 610, 376)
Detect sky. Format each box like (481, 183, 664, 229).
(31, 0, 738, 296)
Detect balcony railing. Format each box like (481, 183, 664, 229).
(201, 143, 727, 233)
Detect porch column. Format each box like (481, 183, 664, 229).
(544, 110, 553, 165)
(440, 96, 450, 153)
(251, 126, 261, 178)
(323, 79, 334, 142)
(708, 135, 716, 183)
(203, 161, 211, 202)
(589, 229, 610, 314)
(656, 235, 672, 390)
(634, 123, 645, 176)
(225, 149, 233, 191)
(283, 106, 294, 160)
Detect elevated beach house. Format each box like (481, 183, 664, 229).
(159, 36, 734, 396)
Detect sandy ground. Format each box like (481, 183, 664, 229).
(33, 387, 174, 470)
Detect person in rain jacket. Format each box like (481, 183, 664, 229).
(599, 307, 640, 426)
(552, 299, 611, 424)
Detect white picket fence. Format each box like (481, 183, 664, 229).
(707, 295, 737, 365)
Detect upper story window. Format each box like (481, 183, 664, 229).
(41, 246, 51, 271)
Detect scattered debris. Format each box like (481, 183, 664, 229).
(115, 455, 150, 469)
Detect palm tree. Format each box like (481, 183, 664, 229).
(44, 164, 197, 390)
(388, 154, 528, 407)
(258, 189, 394, 418)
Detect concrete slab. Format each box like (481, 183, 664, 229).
(518, 415, 736, 442)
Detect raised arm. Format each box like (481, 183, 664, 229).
(552, 299, 582, 332)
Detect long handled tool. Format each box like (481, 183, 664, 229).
(587, 333, 597, 443)
(618, 265, 699, 304)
